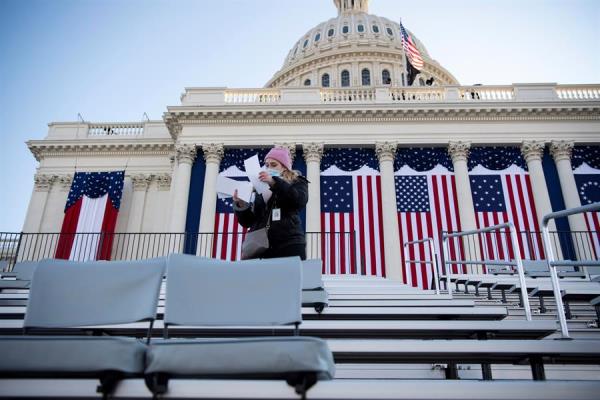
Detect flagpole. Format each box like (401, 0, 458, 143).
(400, 19, 408, 87)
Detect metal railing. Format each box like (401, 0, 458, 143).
(403, 238, 440, 294)
(541, 202, 600, 338)
(0, 231, 359, 274)
(442, 223, 533, 321)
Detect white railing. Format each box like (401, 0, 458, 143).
(88, 123, 144, 136)
(321, 88, 376, 103)
(459, 86, 515, 101)
(556, 85, 600, 100)
(224, 89, 281, 104)
(389, 87, 445, 102)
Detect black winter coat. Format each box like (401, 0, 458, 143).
(234, 176, 308, 252)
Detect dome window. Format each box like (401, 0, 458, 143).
(342, 25, 349, 34)
(304, 79, 312, 86)
(341, 70, 350, 87)
(386, 27, 394, 36)
(361, 68, 371, 86)
(321, 73, 330, 88)
(357, 24, 365, 33)
(372, 25, 380, 33)
(314, 33, 321, 42)
(328, 28, 335, 37)
(382, 69, 391, 85)
(303, 39, 309, 48)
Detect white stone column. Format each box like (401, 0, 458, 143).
(303, 143, 324, 260)
(128, 174, 151, 232)
(448, 142, 481, 271)
(22, 174, 54, 233)
(168, 144, 197, 232)
(197, 143, 224, 236)
(550, 141, 592, 260)
(376, 141, 403, 281)
(521, 141, 562, 258)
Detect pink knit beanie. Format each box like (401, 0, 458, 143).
(265, 147, 292, 170)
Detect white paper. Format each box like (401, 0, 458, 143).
(216, 175, 253, 203)
(244, 154, 270, 194)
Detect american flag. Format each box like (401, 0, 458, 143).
(320, 149, 385, 277)
(470, 172, 544, 262)
(212, 187, 248, 261)
(575, 174, 600, 258)
(211, 149, 268, 260)
(56, 171, 125, 261)
(400, 21, 424, 70)
(396, 173, 464, 289)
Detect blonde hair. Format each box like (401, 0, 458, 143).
(281, 169, 300, 182)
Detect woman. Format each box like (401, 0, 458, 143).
(233, 147, 308, 260)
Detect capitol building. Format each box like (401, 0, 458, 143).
(3, 1, 600, 398)
(19, 0, 600, 285)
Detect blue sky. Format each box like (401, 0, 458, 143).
(1, 0, 599, 231)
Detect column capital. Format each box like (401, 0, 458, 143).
(201, 143, 224, 164)
(131, 174, 152, 191)
(33, 173, 55, 192)
(175, 144, 198, 165)
(448, 141, 471, 163)
(375, 141, 398, 163)
(57, 175, 73, 191)
(550, 140, 574, 162)
(274, 143, 297, 162)
(302, 142, 324, 163)
(155, 173, 172, 191)
(521, 141, 546, 163)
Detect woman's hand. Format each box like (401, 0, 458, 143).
(233, 189, 248, 208)
(258, 171, 275, 186)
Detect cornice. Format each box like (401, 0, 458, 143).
(27, 140, 174, 161)
(164, 104, 600, 137)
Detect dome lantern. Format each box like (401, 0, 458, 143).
(334, 0, 369, 14)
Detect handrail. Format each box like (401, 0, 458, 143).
(541, 202, 600, 338)
(403, 237, 440, 295)
(442, 222, 532, 321)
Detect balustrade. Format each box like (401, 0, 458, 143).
(224, 89, 281, 104)
(88, 123, 144, 136)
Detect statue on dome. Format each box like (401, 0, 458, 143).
(334, 0, 369, 14)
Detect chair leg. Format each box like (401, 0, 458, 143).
(445, 363, 459, 379)
(145, 373, 169, 397)
(487, 287, 493, 300)
(530, 357, 546, 381)
(595, 304, 600, 324)
(287, 372, 318, 400)
(538, 295, 547, 313)
(564, 300, 573, 320)
(481, 363, 493, 380)
(96, 371, 124, 399)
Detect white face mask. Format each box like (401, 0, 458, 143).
(267, 168, 281, 177)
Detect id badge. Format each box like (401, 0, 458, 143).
(272, 208, 281, 221)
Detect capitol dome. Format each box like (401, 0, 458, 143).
(266, 0, 459, 88)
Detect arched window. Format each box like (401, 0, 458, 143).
(419, 78, 425, 86)
(304, 79, 311, 86)
(341, 70, 350, 87)
(314, 33, 321, 42)
(357, 24, 365, 33)
(328, 28, 335, 37)
(342, 25, 349, 34)
(303, 39, 309, 48)
(386, 27, 394, 36)
(372, 25, 379, 33)
(382, 69, 391, 85)
(361, 68, 371, 86)
(321, 73, 330, 87)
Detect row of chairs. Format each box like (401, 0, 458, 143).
(0, 255, 336, 399)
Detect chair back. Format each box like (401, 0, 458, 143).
(302, 259, 324, 290)
(165, 254, 302, 327)
(24, 258, 165, 329)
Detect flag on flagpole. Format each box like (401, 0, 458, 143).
(400, 21, 424, 71)
(55, 171, 125, 261)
